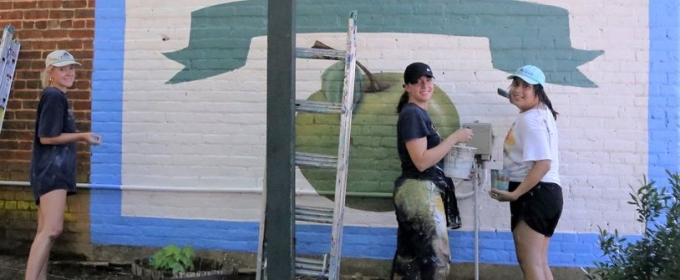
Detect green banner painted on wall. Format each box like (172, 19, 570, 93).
(164, 0, 603, 88)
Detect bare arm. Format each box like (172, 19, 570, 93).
(40, 132, 101, 146)
(406, 128, 473, 172)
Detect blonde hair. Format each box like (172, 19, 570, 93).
(40, 65, 54, 88)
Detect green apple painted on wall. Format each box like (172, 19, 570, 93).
(296, 61, 460, 212)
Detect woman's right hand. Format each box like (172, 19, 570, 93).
(450, 127, 473, 144)
(83, 132, 102, 146)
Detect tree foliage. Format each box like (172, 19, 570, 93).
(586, 172, 680, 280)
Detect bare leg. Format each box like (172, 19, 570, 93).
(24, 190, 66, 280)
(36, 209, 48, 280)
(512, 220, 546, 280)
(542, 237, 553, 280)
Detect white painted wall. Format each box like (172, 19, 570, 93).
(120, 0, 648, 235)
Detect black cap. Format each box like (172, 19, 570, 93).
(403, 62, 434, 84)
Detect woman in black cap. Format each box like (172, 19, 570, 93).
(391, 62, 473, 279)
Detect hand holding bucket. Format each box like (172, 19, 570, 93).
(443, 145, 477, 179)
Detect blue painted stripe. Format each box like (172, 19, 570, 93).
(92, 218, 619, 267)
(91, 0, 125, 241)
(649, 0, 680, 180)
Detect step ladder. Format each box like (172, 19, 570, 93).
(0, 25, 21, 136)
(256, 11, 358, 280)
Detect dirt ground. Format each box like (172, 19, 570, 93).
(0, 254, 385, 280)
(0, 255, 133, 280)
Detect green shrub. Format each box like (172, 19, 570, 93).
(151, 244, 196, 274)
(586, 171, 680, 280)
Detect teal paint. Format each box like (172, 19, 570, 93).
(164, 0, 603, 87)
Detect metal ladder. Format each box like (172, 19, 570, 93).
(0, 25, 21, 136)
(257, 11, 358, 280)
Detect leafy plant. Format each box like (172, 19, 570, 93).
(150, 244, 196, 274)
(585, 171, 680, 280)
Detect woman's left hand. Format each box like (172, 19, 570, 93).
(489, 189, 518, 202)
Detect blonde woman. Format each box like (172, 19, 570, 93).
(25, 50, 101, 280)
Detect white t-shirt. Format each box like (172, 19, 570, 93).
(503, 105, 560, 184)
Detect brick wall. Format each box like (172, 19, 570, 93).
(92, 0, 654, 270)
(0, 0, 95, 256)
(0, 0, 95, 182)
(0, 186, 91, 256)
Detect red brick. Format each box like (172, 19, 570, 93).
(59, 19, 73, 28)
(72, 19, 86, 28)
(74, 9, 93, 18)
(1, 0, 94, 197)
(12, 80, 26, 89)
(25, 80, 42, 89)
(21, 101, 38, 110)
(13, 110, 35, 120)
(64, 0, 87, 9)
(72, 100, 90, 110)
(68, 90, 90, 100)
(38, 1, 63, 9)
(57, 39, 84, 50)
(17, 29, 45, 39)
(10, 89, 39, 100)
(49, 10, 75, 19)
(0, 11, 23, 20)
(14, 1, 38, 9)
(18, 50, 43, 60)
(22, 21, 35, 29)
(33, 20, 47, 29)
(23, 10, 49, 20)
(42, 30, 72, 39)
(74, 80, 89, 90)
(16, 70, 40, 80)
(73, 111, 90, 121)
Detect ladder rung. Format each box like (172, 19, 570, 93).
(295, 152, 337, 169)
(295, 47, 346, 60)
(295, 256, 328, 278)
(296, 99, 344, 114)
(295, 205, 334, 224)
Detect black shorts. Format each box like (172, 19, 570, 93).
(509, 181, 563, 237)
(33, 185, 76, 205)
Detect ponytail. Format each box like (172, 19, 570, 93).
(534, 85, 558, 120)
(40, 66, 53, 88)
(396, 91, 409, 113)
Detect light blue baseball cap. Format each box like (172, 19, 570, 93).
(507, 65, 545, 87)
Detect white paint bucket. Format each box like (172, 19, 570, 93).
(443, 145, 477, 179)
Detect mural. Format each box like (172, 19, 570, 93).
(296, 61, 460, 211)
(88, 0, 659, 267)
(164, 0, 603, 87)
(160, 0, 605, 211)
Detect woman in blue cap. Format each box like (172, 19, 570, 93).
(391, 62, 473, 279)
(490, 65, 563, 280)
(24, 50, 102, 280)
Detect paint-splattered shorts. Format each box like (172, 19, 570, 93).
(391, 179, 450, 280)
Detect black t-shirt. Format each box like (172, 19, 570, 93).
(396, 103, 444, 178)
(30, 87, 77, 194)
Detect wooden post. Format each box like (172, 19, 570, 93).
(265, 0, 296, 279)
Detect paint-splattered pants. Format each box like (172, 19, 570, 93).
(391, 178, 450, 280)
